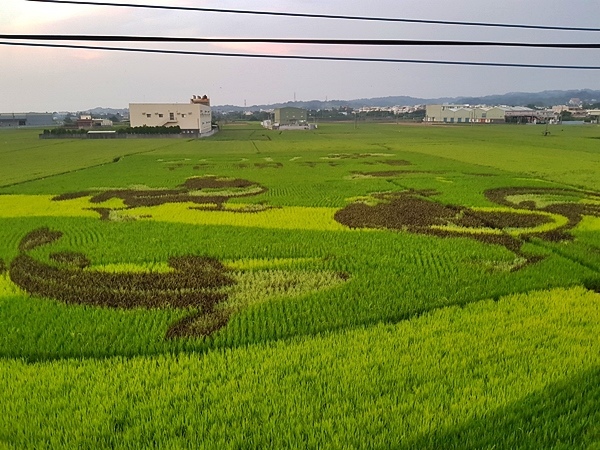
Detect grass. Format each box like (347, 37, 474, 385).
(1, 122, 600, 448)
(1, 287, 599, 449)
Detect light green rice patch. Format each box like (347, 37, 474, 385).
(188, 203, 219, 210)
(225, 257, 320, 271)
(473, 207, 568, 236)
(187, 186, 265, 197)
(435, 177, 453, 184)
(85, 262, 174, 274)
(506, 193, 585, 208)
(343, 195, 384, 206)
(582, 198, 600, 206)
(289, 156, 302, 161)
(321, 152, 394, 160)
(432, 224, 505, 235)
(222, 269, 347, 310)
(344, 191, 397, 206)
(107, 209, 152, 222)
(127, 184, 155, 191)
(92, 197, 126, 209)
(344, 173, 375, 180)
(0, 274, 27, 298)
(89, 184, 166, 193)
(179, 269, 348, 336)
(0, 195, 97, 219)
(473, 257, 529, 272)
(513, 178, 558, 184)
(437, 207, 568, 236)
(575, 216, 600, 232)
(221, 203, 276, 213)
(129, 203, 349, 231)
(263, 157, 274, 162)
(161, 159, 191, 164)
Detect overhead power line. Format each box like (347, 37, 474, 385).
(2, 41, 599, 70)
(26, 0, 600, 32)
(2, 35, 600, 48)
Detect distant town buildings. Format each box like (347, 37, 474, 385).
(353, 105, 425, 115)
(75, 115, 113, 129)
(129, 95, 212, 135)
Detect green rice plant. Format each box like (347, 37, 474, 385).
(1, 124, 600, 448)
(1, 287, 599, 448)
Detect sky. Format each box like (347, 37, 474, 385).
(1, 0, 600, 112)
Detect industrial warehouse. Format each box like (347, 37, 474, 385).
(425, 105, 556, 124)
(0, 113, 54, 128)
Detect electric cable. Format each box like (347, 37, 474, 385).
(1, 35, 600, 48)
(2, 41, 599, 69)
(26, 0, 600, 33)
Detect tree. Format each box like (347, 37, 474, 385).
(560, 111, 574, 121)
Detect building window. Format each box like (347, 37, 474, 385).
(169, 112, 175, 120)
(158, 114, 163, 118)
(146, 114, 151, 118)
(181, 114, 186, 118)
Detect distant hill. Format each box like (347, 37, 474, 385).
(452, 89, 600, 107)
(79, 90, 600, 115)
(212, 89, 600, 112)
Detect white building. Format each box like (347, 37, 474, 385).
(588, 109, 600, 123)
(129, 95, 212, 134)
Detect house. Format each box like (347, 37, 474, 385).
(76, 115, 94, 129)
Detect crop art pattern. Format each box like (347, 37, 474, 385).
(52, 176, 271, 220)
(335, 187, 600, 261)
(9, 228, 236, 338)
(8, 226, 348, 339)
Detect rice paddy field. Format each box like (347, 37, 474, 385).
(1, 122, 600, 448)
